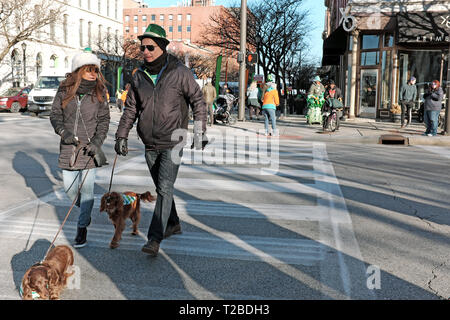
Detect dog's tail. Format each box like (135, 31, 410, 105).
(138, 191, 156, 203)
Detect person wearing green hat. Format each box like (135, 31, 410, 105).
(308, 76, 325, 98)
(114, 23, 208, 257)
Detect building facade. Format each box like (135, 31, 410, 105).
(123, 0, 221, 51)
(0, 0, 123, 94)
(322, 0, 450, 119)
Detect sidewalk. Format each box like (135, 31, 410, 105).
(208, 114, 450, 146)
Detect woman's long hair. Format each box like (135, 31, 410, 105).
(59, 65, 107, 109)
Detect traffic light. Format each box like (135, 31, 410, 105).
(246, 53, 258, 66)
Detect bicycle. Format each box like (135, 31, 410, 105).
(322, 98, 342, 132)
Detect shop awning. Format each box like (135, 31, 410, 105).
(397, 12, 450, 44)
(322, 26, 348, 66)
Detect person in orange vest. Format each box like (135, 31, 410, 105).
(261, 75, 280, 136)
(118, 83, 130, 112)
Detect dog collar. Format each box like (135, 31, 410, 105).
(19, 284, 41, 300)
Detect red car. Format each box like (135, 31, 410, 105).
(0, 87, 31, 113)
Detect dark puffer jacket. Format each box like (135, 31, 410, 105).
(50, 89, 110, 170)
(116, 54, 206, 150)
(423, 87, 444, 111)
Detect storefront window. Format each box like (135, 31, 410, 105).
(380, 51, 392, 109)
(361, 51, 379, 66)
(399, 50, 447, 104)
(361, 35, 380, 49)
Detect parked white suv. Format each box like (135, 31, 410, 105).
(28, 69, 68, 115)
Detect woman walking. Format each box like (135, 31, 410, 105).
(247, 81, 260, 120)
(261, 76, 280, 136)
(50, 48, 110, 248)
(423, 80, 444, 137)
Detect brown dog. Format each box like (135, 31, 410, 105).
(21, 245, 74, 300)
(100, 191, 156, 249)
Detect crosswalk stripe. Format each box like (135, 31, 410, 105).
(0, 222, 323, 266)
(95, 176, 325, 194)
(97, 163, 322, 179)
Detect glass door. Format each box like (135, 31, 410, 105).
(359, 69, 378, 117)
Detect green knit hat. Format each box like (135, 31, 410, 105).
(138, 23, 170, 47)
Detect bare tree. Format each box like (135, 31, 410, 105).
(198, 0, 312, 91)
(94, 34, 141, 93)
(170, 50, 217, 81)
(0, 0, 65, 65)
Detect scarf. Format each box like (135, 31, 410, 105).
(77, 79, 97, 95)
(143, 52, 168, 75)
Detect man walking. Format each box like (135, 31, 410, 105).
(202, 79, 216, 126)
(399, 76, 417, 128)
(114, 23, 207, 257)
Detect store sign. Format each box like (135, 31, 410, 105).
(398, 12, 450, 44)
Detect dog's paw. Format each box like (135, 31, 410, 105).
(109, 242, 120, 249)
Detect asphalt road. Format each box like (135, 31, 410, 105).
(0, 110, 449, 301)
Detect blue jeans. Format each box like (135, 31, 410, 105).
(424, 110, 440, 135)
(62, 169, 96, 228)
(145, 148, 182, 243)
(262, 108, 276, 134)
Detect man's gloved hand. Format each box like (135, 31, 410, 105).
(60, 129, 79, 146)
(190, 133, 210, 150)
(115, 138, 128, 156)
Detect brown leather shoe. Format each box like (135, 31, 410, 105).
(141, 240, 160, 257)
(164, 224, 182, 239)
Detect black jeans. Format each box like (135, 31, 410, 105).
(401, 101, 415, 125)
(145, 148, 182, 243)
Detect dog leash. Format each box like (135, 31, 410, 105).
(41, 157, 93, 262)
(107, 148, 141, 193)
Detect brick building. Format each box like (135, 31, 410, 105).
(123, 0, 222, 52)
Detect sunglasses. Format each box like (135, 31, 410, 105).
(85, 66, 99, 73)
(140, 45, 157, 52)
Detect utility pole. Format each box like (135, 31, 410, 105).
(445, 43, 450, 135)
(238, 0, 247, 121)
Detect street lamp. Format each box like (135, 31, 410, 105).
(275, 10, 288, 118)
(21, 42, 27, 86)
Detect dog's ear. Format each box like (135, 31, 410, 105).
(140, 191, 156, 202)
(100, 194, 107, 212)
(21, 271, 33, 300)
(47, 267, 60, 288)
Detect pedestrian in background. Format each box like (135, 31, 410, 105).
(247, 80, 260, 120)
(399, 76, 417, 128)
(202, 79, 216, 126)
(114, 23, 208, 257)
(118, 83, 130, 112)
(423, 80, 444, 136)
(50, 48, 110, 248)
(261, 75, 280, 136)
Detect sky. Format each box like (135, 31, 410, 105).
(143, 0, 326, 63)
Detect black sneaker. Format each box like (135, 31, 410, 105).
(164, 224, 182, 239)
(141, 240, 160, 257)
(74, 227, 87, 248)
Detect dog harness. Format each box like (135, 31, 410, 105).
(122, 194, 137, 206)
